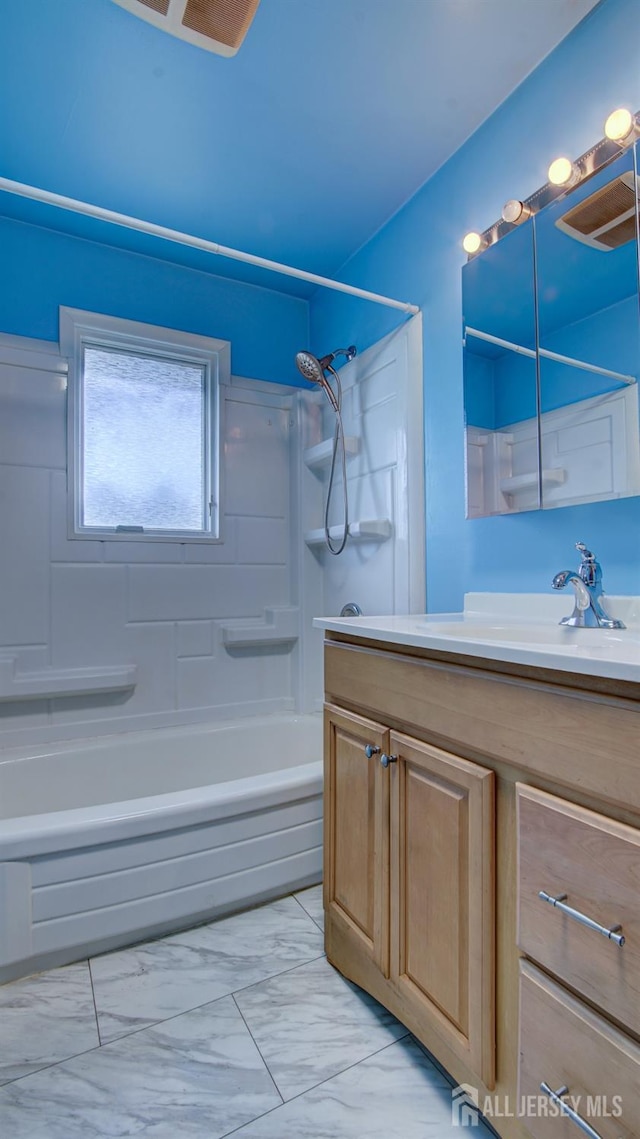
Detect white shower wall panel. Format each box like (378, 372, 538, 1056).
(126, 565, 290, 622)
(0, 362, 66, 469)
(0, 332, 300, 748)
(318, 318, 424, 623)
(0, 466, 50, 645)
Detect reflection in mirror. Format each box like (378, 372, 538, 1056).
(535, 144, 640, 509)
(463, 220, 539, 517)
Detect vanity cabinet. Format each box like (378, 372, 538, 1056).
(324, 706, 495, 1084)
(323, 707, 390, 975)
(321, 631, 640, 1139)
(517, 784, 640, 1036)
(518, 961, 640, 1139)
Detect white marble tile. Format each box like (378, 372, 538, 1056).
(0, 996, 281, 1139)
(235, 955, 408, 1099)
(231, 1035, 494, 1138)
(90, 897, 325, 1043)
(0, 962, 99, 1085)
(294, 883, 324, 930)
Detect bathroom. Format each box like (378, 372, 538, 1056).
(0, 0, 639, 1135)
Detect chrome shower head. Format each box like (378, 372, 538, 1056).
(295, 350, 326, 387)
(295, 350, 339, 412)
(295, 346, 356, 413)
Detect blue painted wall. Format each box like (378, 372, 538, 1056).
(309, 0, 640, 608)
(0, 217, 308, 385)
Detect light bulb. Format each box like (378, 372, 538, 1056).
(604, 107, 638, 143)
(463, 231, 485, 255)
(547, 157, 579, 187)
(501, 199, 531, 225)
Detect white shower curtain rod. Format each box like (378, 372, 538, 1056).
(465, 327, 636, 386)
(0, 176, 420, 316)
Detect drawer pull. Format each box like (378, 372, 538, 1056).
(540, 1082, 604, 1139)
(364, 744, 380, 759)
(538, 891, 625, 947)
(380, 753, 397, 768)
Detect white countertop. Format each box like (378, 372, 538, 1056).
(314, 593, 640, 683)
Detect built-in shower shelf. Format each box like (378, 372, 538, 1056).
(221, 607, 299, 649)
(304, 519, 392, 548)
(500, 469, 566, 496)
(0, 658, 138, 702)
(303, 436, 360, 472)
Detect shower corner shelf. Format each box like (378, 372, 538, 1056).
(0, 659, 137, 702)
(303, 436, 360, 472)
(221, 607, 299, 649)
(304, 519, 392, 548)
(500, 468, 566, 495)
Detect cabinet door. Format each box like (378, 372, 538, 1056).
(389, 732, 495, 1086)
(324, 704, 390, 975)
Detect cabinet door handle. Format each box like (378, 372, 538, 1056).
(380, 753, 397, 768)
(364, 744, 380, 759)
(538, 891, 625, 947)
(540, 1083, 604, 1139)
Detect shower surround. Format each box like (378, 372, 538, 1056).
(0, 316, 423, 977)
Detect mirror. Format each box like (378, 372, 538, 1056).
(463, 220, 539, 516)
(463, 142, 640, 518)
(535, 145, 640, 508)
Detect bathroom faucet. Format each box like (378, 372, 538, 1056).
(552, 542, 625, 629)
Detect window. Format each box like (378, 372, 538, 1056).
(61, 309, 229, 541)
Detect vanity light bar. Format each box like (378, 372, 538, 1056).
(463, 108, 640, 258)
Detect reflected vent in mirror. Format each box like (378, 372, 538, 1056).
(138, 0, 170, 13)
(556, 173, 640, 250)
(112, 0, 261, 55)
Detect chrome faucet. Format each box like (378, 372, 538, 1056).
(552, 542, 625, 629)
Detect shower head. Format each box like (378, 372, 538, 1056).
(295, 346, 356, 413)
(295, 350, 326, 387)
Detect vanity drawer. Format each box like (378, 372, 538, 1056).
(516, 784, 640, 1033)
(518, 961, 640, 1139)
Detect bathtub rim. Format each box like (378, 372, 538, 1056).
(0, 760, 322, 861)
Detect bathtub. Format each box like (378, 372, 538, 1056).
(0, 714, 323, 983)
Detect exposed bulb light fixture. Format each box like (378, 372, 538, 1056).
(468, 107, 640, 255)
(547, 157, 580, 187)
(462, 231, 486, 255)
(604, 107, 640, 144)
(501, 199, 531, 226)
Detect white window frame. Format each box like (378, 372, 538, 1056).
(60, 308, 229, 543)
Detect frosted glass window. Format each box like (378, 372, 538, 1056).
(81, 346, 210, 533)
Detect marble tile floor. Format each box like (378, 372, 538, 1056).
(0, 884, 494, 1138)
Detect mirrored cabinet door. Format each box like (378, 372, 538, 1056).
(463, 220, 539, 518)
(534, 144, 640, 510)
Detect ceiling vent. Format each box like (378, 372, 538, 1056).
(555, 171, 640, 251)
(112, 0, 261, 56)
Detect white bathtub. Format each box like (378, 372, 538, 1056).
(0, 714, 323, 983)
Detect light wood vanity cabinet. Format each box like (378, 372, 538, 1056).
(517, 784, 640, 1036)
(322, 633, 640, 1139)
(324, 707, 495, 1084)
(323, 706, 390, 976)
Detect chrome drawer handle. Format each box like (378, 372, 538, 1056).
(540, 1082, 604, 1139)
(364, 744, 380, 759)
(538, 891, 625, 947)
(380, 753, 397, 768)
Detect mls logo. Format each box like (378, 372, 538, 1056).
(451, 1084, 481, 1127)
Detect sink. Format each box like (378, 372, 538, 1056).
(426, 621, 633, 648)
(313, 593, 640, 683)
